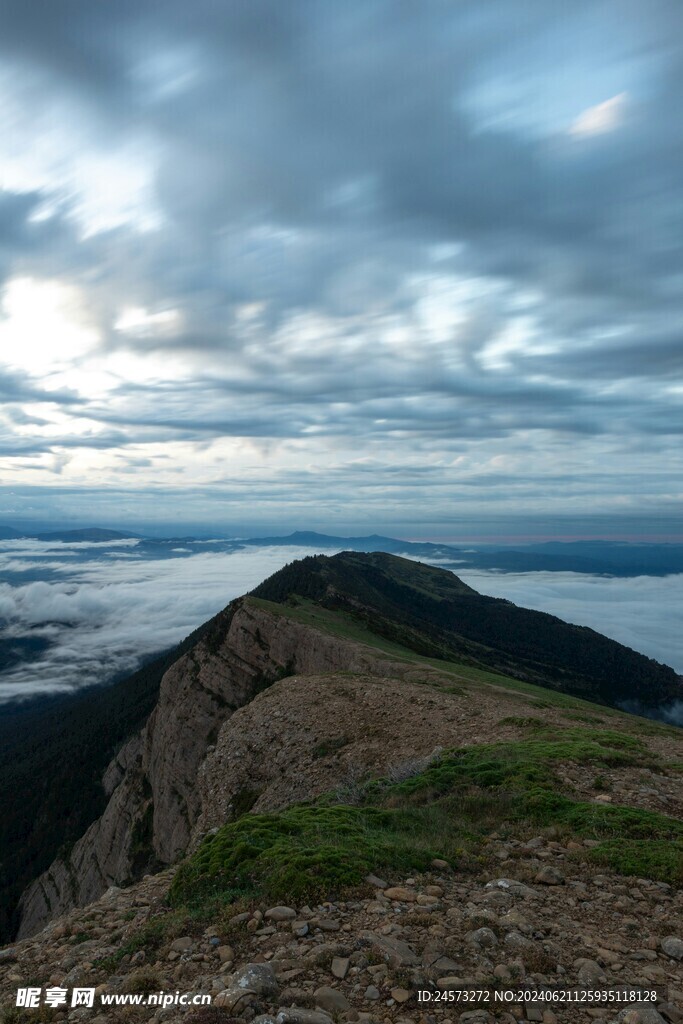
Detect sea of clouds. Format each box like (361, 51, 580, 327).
(0, 540, 340, 704)
(0, 538, 681, 705)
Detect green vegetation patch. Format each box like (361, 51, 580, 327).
(586, 839, 683, 885)
(390, 728, 653, 800)
(170, 803, 445, 910)
(168, 727, 681, 913)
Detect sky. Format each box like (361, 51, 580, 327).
(1, 537, 681, 705)
(0, 1, 682, 537)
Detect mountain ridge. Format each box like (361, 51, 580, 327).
(10, 551, 682, 943)
(252, 552, 682, 710)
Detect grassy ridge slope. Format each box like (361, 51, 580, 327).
(251, 551, 682, 709)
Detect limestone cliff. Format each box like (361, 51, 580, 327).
(16, 597, 410, 938)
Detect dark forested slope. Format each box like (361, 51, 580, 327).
(252, 551, 682, 710)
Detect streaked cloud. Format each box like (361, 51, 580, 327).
(0, 1, 679, 531)
(569, 93, 628, 137)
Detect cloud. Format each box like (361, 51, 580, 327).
(0, 541, 341, 702)
(0, 2, 680, 525)
(569, 93, 628, 137)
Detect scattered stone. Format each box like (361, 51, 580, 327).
(486, 878, 536, 897)
(359, 930, 420, 967)
(535, 866, 564, 886)
(314, 985, 351, 1013)
(391, 988, 412, 1003)
(215, 987, 254, 1011)
(576, 959, 607, 986)
(661, 936, 683, 960)
(467, 927, 498, 949)
(317, 919, 340, 931)
(657, 1003, 683, 1023)
(384, 886, 417, 903)
(436, 975, 466, 989)
(331, 956, 350, 979)
(265, 906, 297, 921)
(277, 1009, 334, 1024)
(230, 961, 280, 998)
(618, 1008, 667, 1024)
(504, 931, 535, 953)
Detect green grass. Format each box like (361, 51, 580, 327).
(170, 803, 447, 910)
(389, 728, 653, 798)
(167, 726, 682, 916)
(587, 839, 683, 883)
(248, 595, 420, 659)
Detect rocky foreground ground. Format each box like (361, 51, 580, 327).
(2, 832, 682, 1024)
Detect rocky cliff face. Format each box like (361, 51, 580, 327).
(16, 598, 418, 938)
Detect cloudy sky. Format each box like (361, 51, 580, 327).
(0, 1, 681, 538)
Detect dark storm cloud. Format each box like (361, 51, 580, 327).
(2, 0, 677, 320)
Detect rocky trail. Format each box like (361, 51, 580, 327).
(2, 832, 682, 1024)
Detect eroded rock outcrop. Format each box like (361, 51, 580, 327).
(16, 598, 421, 937)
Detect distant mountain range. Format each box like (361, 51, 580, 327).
(0, 526, 141, 542)
(245, 529, 683, 576)
(1, 523, 683, 575)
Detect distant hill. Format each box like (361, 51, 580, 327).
(520, 540, 683, 576)
(33, 528, 141, 542)
(253, 550, 683, 709)
(2, 523, 681, 574)
(246, 530, 683, 576)
(246, 529, 461, 558)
